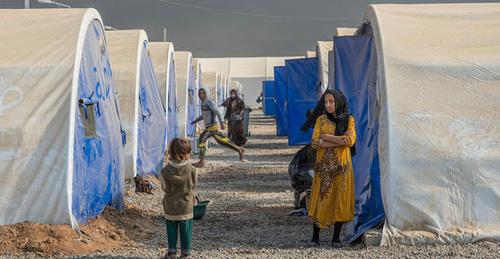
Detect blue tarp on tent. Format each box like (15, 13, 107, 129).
(262, 80, 276, 116)
(187, 65, 197, 139)
(167, 63, 179, 144)
(72, 20, 124, 223)
(334, 34, 385, 242)
(136, 42, 167, 177)
(285, 58, 319, 146)
(274, 66, 288, 136)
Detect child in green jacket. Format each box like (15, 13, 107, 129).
(160, 138, 197, 258)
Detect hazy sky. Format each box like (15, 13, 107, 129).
(2, 0, 498, 57)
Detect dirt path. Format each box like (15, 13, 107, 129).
(0, 110, 498, 258)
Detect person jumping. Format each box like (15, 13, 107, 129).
(191, 88, 244, 168)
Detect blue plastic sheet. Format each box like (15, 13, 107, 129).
(72, 20, 125, 223)
(262, 80, 276, 116)
(327, 50, 335, 90)
(167, 61, 179, 144)
(285, 58, 320, 146)
(186, 66, 197, 139)
(334, 34, 385, 242)
(136, 42, 167, 176)
(274, 66, 288, 136)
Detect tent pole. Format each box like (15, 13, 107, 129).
(163, 28, 167, 42)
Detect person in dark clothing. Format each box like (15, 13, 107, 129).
(256, 92, 263, 104)
(191, 88, 244, 168)
(221, 89, 247, 146)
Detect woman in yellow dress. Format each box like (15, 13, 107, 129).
(307, 89, 356, 247)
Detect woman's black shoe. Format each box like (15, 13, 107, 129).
(309, 239, 320, 247)
(331, 241, 343, 249)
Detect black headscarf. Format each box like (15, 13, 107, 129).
(301, 89, 355, 155)
(302, 89, 350, 135)
(328, 90, 350, 136)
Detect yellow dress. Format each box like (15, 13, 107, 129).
(308, 115, 356, 228)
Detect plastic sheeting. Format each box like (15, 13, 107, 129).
(202, 72, 218, 103)
(274, 66, 288, 136)
(137, 41, 166, 176)
(174, 51, 195, 139)
(335, 27, 357, 36)
(316, 41, 333, 94)
(192, 58, 202, 117)
(285, 58, 319, 146)
(306, 51, 316, 58)
(262, 80, 276, 116)
(365, 3, 500, 244)
(191, 59, 202, 152)
(198, 56, 302, 107)
(107, 30, 166, 178)
(0, 9, 124, 228)
(217, 74, 225, 106)
(149, 42, 179, 146)
(327, 50, 335, 90)
(334, 34, 385, 242)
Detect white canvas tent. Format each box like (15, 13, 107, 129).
(0, 9, 125, 229)
(221, 74, 228, 102)
(202, 72, 219, 104)
(174, 51, 196, 139)
(216, 73, 224, 106)
(107, 30, 166, 179)
(316, 41, 333, 93)
(193, 58, 202, 115)
(198, 56, 302, 107)
(365, 3, 500, 244)
(335, 27, 357, 36)
(149, 42, 179, 146)
(192, 58, 202, 151)
(231, 80, 243, 93)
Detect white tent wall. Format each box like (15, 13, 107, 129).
(193, 58, 202, 116)
(231, 80, 243, 93)
(174, 51, 194, 138)
(0, 9, 124, 228)
(365, 3, 500, 244)
(192, 58, 202, 152)
(198, 58, 230, 76)
(216, 73, 224, 106)
(107, 30, 166, 179)
(149, 42, 177, 146)
(316, 41, 333, 93)
(107, 30, 144, 179)
(335, 27, 357, 36)
(202, 72, 218, 104)
(199, 56, 302, 107)
(149, 42, 175, 111)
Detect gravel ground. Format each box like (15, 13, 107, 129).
(2, 110, 498, 258)
(102, 110, 498, 258)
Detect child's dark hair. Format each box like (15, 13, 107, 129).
(168, 138, 192, 161)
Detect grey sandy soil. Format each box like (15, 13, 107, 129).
(1, 110, 498, 258)
(99, 110, 499, 258)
